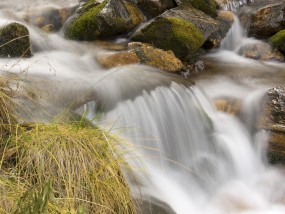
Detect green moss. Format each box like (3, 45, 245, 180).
(0, 22, 31, 57)
(65, 0, 143, 41)
(133, 17, 205, 61)
(188, 0, 218, 18)
(65, 1, 107, 40)
(270, 30, 285, 53)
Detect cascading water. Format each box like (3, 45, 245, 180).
(1, 0, 285, 213)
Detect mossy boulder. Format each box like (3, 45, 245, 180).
(270, 30, 285, 54)
(65, 0, 144, 40)
(132, 4, 227, 61)
(0, 22, 31, 58)
(132, 16, 205, 61)
(136, 0, 177, 18)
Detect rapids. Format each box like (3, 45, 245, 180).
(0, 1, 285, 213)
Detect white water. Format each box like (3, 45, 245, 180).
(1, 1, 285, 213)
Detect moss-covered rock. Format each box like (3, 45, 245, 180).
(0, 23, 31, 58)
(179, 0, 218, 18)
(132, 16, 205, 61)
(136, 0, 177, 18)
(65, 0, 144, 41)
(270, 30, 285, 53)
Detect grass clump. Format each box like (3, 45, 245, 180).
(0, 75, 18, 140)
(1, 122, 136, 213)
(270, 30, 285, 53)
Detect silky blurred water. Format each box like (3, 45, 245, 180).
(1, 1, 285, 213)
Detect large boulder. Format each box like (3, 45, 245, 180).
(136, 0, 177, 18)
(257, 87, 285, 164)
(97, 42, 184, 73)
(65, 0, 144, 40)
(0, 22, 31, 58)
(270, 30, 285, 54)
(248, 1, 285, 39)
(132, 4, 227, 61)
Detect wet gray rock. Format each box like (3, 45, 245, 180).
(257, 87, 285, 164)
(248, 1, 285, 38)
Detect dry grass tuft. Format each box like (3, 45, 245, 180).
(0, 122, 136, 213)
(0, 75, 18, 139)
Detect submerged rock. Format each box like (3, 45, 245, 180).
(213, 97, 242, 115)
(0, 22, 31, 58)
(65, 0, 144, 40)
(243, 42, 284, 62)
(97, 42, 184, 73)
(270, 30, 285, 54)
(136, 0, 177, 18)
(248, 1, 285, 39)
(22, 6, 76, 32)
(258, 87, 285, 164)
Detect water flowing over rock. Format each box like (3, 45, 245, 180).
(248, 0, 285, 39)
(258, 87, 285, 164)
(65, 0, 144, 40)
(0, 22, 31, 58)
(97, 42, 184, 73)
(243, 41, 284, 62)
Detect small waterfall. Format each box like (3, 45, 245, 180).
(222, 0, 254, 11)
(220, 15, 245, 51)
(80, 75, 285, 213)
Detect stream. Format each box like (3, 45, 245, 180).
(1, 0, 285, 213)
